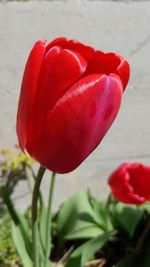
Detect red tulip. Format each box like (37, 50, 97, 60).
(16, 37, 130, 173)
(108, 163, 150, 204)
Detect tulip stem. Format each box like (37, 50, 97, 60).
(32, 166, 46, 267)
(45, 172, 56, 267)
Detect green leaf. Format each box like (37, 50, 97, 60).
(0, 186, 33, 257)
(12, 223, 33, 267)
(38, 194, 49, 263)
(140, 202, 150, 214)
(114, 203, 144, 237)
(17, 212, 32, 257)
(89, 194, 113, 232)
(65, 233, 111, 267)
(0, 213, 22, 266)
(65, 224, 104, 240)
(39, 194, 47, 254)
(0, 186, 19, 224)
(57, 192, 109, 245)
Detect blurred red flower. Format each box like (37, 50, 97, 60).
(108, 163, 150, 204)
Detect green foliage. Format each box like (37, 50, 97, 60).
(53, 191, 150, 266)
(57, 192, 113, 247)
(0, 148, 35, 267)
(0, 186, 33, 267)
(12, 223, 32, 267)
(0, 213, 22, 267)
(0, 173, 53, 267)
(113, 202, 144, 238)
(1, 189, 150, 267)
(65, 233, 111, 267)
(0, 147, 35, 212)
(1, 149, 150, 267)
(0, 146, 34, 267)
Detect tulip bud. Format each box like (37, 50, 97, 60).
(17, 37, 130, 173)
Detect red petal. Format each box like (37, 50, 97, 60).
(35, 46, 62, 108)
(25, 46, 61, 155)
(128, 164, 150, 199)
(111, 188, 146, 204)
(16, 40, 46, 149)
(85, 51, 121, 76)
(85, 51, 130, 91)
(34, 73, 122, 173)
(67, 39, 95, 63)
(42, 48, 88, 114)
(45, 37, 68, 51)
(45, 37, 95, 63)
(117, 59, 130, 91)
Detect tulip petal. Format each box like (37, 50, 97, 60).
(117, 59, 130, 91)
(45, 37, 95, 63)
(35, 46, 62, 108)
(85, 51, 130, 91)
(111, 188, 146, 204)
(128, 164, 150, 199)
(35, 73, 122, 173)
(43, 48, 88, 113)
(16, 40, 46, 149)
(25, 46, 62, 154)
(85, 51, 121, 76)
(45, 37, 68, 49)
(68, 39, 95, 62)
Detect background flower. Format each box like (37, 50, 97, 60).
(108, 163, 150, 204)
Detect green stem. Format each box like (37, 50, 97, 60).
(45, 172, 56, 267)
(105, 193, 112, 210)
(32, 166, 46, 267)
